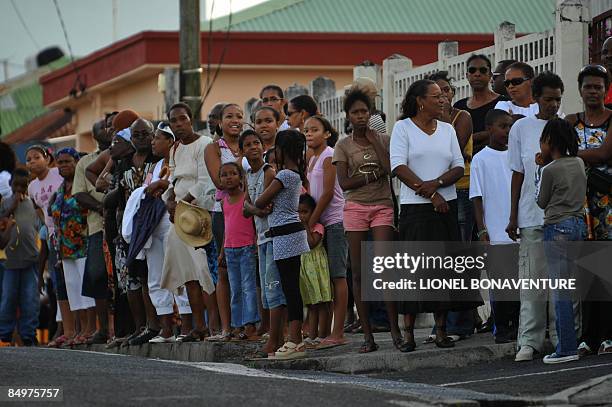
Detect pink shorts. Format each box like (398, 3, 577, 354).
(343, 201, 395, 231)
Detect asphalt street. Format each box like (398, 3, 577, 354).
(1, 347, 611, 406)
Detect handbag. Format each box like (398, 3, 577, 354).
(586, 167, 612, 195)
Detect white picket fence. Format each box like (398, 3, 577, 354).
(319, 1, 588, 134)
(318, 91, 346, 139)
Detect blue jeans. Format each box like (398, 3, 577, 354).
(258, 241, 286, 309)
(457, 188, 474, 242)
(0, 265, 40, 341)
(543, 217, 585, 356)
(225, 245, 260, 327)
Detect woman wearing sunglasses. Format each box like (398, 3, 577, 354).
(494, 62, 538, 119)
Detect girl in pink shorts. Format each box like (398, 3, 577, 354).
(332, 87, 404, 353)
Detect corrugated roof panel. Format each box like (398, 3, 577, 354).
(209, 0, 555, 34)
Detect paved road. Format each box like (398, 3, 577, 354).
(372, 354, 612, 398)
(1, 347, 611, 406)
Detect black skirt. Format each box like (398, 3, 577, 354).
(397, 200, 481, 314)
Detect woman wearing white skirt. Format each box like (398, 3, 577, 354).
(50, 148, 96, 347)
(149, 103, 217, 342)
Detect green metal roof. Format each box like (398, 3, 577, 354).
(0, 57, 69, 138)
(207, 0, 555, 34)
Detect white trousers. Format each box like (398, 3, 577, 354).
(146, 216, 191, 315)
(62, 258, 96, 311)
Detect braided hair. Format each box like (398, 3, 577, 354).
(540, 118, 579, 157)
(275, 129, 306, 184)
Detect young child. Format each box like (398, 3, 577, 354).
(298, 194, 332, 347)
(219, 161, 260, 339)
(470, 109, 519, 343)
(0, 168, 40, 346)
(241, 130, 286, 358)
(255, 129, 310, 360)
(304, 115, 348, 348)
(536, 118, 586, 364)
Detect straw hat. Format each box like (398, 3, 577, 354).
(174, 200, 213, 247)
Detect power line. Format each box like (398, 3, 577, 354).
(198, 0, 232, 112)
(11, 0, 41, 50)
(52, 0, 85, 97)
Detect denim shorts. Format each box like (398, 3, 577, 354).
(258, 241, 286, 309)
(324, 222, 348, 279)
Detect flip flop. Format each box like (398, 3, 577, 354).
(244, 350, 276, 361)
(317, 337, 349, 350)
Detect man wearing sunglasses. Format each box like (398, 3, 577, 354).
(495, 62, 538, 118)
(454, 54, 507, 155)
(492, 60, 517, 97)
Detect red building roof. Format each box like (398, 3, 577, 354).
(41, 30, 494, 105)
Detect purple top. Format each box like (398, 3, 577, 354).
(307, 146, 344, 226)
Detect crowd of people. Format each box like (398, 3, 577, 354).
(1, 37, 612, 364)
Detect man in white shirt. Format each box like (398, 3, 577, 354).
(506, 71, 565, 361)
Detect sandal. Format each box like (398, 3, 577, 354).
(435, 336, 455, 348)
(358, 340, 379, 353)
(178, 329, 207, 343)
(245, 350, 275, 361)
(72, 335, 90, 346)
(275, 341, 306, 360)
(317, 337, 349, 350)
(47, 335, 69, 348)
(206, 331, 232, 342)
(392, 335, 405, 350)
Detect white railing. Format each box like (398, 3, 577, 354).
(316, 2, 589, 136)
(319, 90, 346, 138)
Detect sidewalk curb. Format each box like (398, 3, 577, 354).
(542, 373, 612, 405)
(246, 342, 517, 374)
(85, 340, 260, 362)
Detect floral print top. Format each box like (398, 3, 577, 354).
(575, 114, 612, 240)
(51, 182, 88, 259)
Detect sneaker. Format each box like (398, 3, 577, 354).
(274, 341, 306, 360)
(128, 329, 160, 346)
(448, 335, 461, 342)
(543, 352, 579, 364)
(515, 345, 535, 362)
(149, 335, 176, 344)
(598, 340, 612, 355)
(578, 341, 593, 358)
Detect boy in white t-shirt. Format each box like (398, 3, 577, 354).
(470, 109, 519, 344)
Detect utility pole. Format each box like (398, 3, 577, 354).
(112, 0, 118, 42)
(1, 59, 8, 82)
(179, 0, 201, 122)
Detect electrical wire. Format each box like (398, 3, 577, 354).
(205, 0, 215, 93)
(10, 0, 40, 50)
(198, 0, 232, 112)
(52, 0, 85, 96)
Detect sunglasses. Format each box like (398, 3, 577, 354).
(261, 96, 282, 103)
(580, 64, 608, 74)
(468, 66, 489, 75)
(504, 77, 531, 87)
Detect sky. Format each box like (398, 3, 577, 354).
(0, 0, 267, 81)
